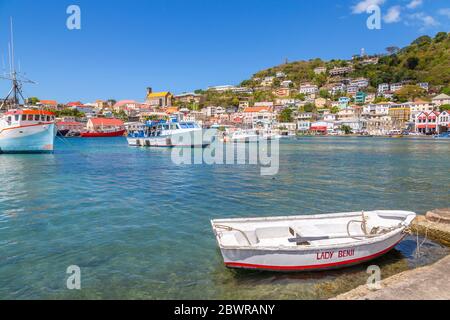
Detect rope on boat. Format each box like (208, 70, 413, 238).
(214, 224, 252, 246)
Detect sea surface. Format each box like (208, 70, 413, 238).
(0, 136, 449, 299)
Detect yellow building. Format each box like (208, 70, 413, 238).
(145, 87, 173, 108)
(388, 106, 411, 130)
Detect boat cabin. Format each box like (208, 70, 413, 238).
(1, 110, 55, 128)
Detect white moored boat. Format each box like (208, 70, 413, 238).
(211, 210, 416, 272)
(127, 119, 215, 147)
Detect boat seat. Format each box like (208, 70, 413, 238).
(255, 227, 291, 241)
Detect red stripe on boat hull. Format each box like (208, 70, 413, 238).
(224, 237, 404, 271)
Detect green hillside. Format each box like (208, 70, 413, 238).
(241, 32, 450, 90)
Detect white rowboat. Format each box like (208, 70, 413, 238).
(211, 210, 416, 272)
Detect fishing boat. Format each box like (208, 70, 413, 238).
(225, 129, 281, 143)
(0, 19, 56, 153)
(0, 110, 56, 153)
(80, 129, 126, 138)
(127, 118, 214, 147)
(211, 210, 416, 272)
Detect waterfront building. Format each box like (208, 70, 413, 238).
(310, 121, 334, 134)
(297, 120, 311, 132)
(409, 100, 435, 123)
(146, 88, 173, 108)
(336, 119, 364, 133)
(242, 106, 275, 127)
(366, 116, 393, 135)
(438, 111, 449, 133)
(388, 105, 411, 130)
(415, 111, 439, 134)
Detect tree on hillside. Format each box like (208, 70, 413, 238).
(386, 46, 400, 55)
(394, 85, 426, 102)
(405, 57, 420, 70)
(303, 103, 316, 113)
(441, 87, 450, 95)
(278, 108, 293, 123)
(27, 97, 40, 105)
(434, 32, 448, 43)
(412, 35, 432, 46)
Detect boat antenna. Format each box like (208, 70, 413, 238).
(1, 17, 35, 110)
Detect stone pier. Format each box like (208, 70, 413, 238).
(333, 208, 450, 300)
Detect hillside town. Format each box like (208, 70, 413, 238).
(35, 80, 450, 137)
(16, 39, 449, 138)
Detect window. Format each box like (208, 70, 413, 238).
(15, 115, 19, 121)
(34, 115, 39, 121)
(28, 115, 33, 121)
(22, 115, 26, 121)
(46, 115, 50, 121)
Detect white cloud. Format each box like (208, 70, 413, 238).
(384, 6, 402, 23)
(407, 12, 440, 29)
(438, 8, 450, 18)
(352, 0, 386, 14)
(407, 0, 423, 10)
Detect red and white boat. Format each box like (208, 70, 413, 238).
(0, 109, 56, 153)
(211, 210, 416, 272)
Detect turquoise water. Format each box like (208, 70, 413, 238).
(0, 137, 449, 299)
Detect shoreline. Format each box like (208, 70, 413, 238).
(332, 209, 450, 300)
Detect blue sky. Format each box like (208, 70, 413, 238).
(0, 0, 448, 103)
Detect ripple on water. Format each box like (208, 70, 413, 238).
(0, 137, 449, 299)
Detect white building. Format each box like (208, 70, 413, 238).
(299, 83, 319, 95)
(297, 120, 311, 132)
(378, 83, 390, 94)
(350, 78, 369, 88)
(432, 93, 450, 106)
(390, 83, 404, 92)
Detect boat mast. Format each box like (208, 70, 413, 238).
(1, 18, 33, 111)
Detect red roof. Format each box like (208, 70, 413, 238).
(40, 100, 58, 106)
(89, 118, 124, 126)
(243, 106, 272, 113)
(66, 101, 83, 107)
